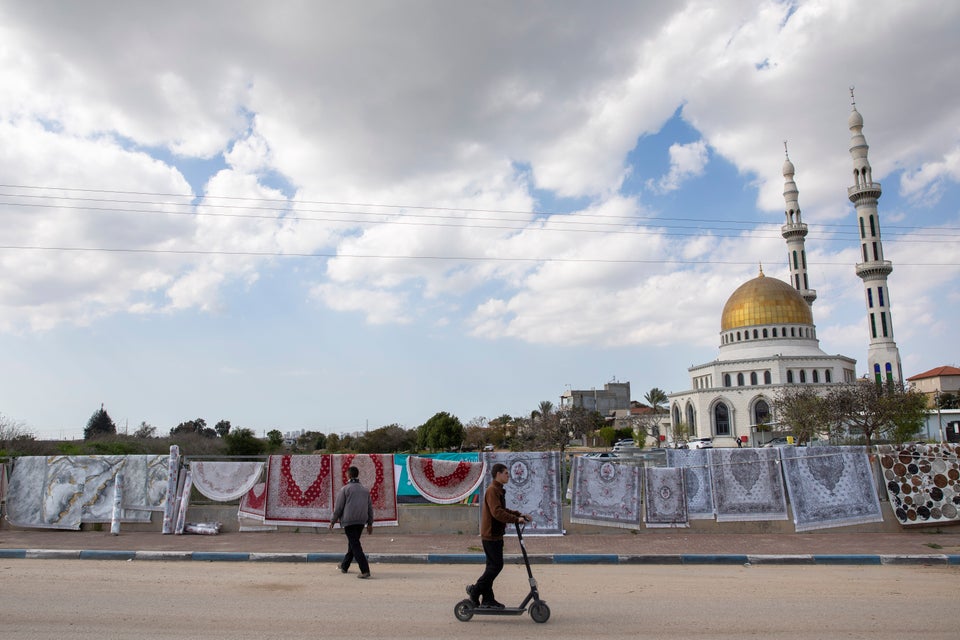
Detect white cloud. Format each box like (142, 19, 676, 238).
(648, 140, 710, 194)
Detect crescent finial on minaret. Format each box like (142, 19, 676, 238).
(850, 86, 856, 107)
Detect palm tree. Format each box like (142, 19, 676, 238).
(644, 388, 668, 413)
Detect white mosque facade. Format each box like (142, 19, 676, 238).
(667, 97, 901, 447)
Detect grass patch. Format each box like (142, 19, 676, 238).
(924, 542, 943, 549)
(468, 545, 483, 552)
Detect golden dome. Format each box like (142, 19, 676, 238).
(721, 271, 813, 332)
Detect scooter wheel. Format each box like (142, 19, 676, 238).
(529, 601, 550, 623)
(454, 599, 474, 622)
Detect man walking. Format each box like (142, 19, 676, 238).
(466, 462, 530, 608)
(330, 465, 374, 579)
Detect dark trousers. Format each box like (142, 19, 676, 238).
(475, 539, 504, 600)
(339, 524, 370, 574)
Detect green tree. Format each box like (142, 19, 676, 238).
(417, 411, 465, 452)
(829, 381, 928, 447)
(597, 426, 617, 447)
(132, 422, 157, 439)
(84, 405, 117, 439)
(267, 429, 284, 450)
(214, 420, 232, 438)
(325, 433, 341, 452)
(223, 428, 266, 455)
(357, 424, 417, 453)
(774, 386, 831, 445)
(170, 418, 216, 438)
(644, 388, 668, 411)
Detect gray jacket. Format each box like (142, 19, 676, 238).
(332, 479, 374, 527)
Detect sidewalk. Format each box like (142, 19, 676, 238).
(3, 528, 960, 565)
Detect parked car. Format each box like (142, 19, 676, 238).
(483, 444, 495, 451)
(762, 437, 795, 447)
(584, 452, 618, 459)
(612, 439, 637, 451)
(684, 437, 713, 449)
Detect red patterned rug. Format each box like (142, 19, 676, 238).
(331, 454, 398, 525)
(406, 456, 486, 504)
(238, 482, 267, 520)
(263, 454, 333, 525)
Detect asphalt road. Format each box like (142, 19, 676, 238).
(2, 559, 957, 639)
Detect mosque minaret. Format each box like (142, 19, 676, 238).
(847, 89, 903, 384)
(781, 142, 817, 307)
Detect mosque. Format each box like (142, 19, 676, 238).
(667, 95, 903, 447)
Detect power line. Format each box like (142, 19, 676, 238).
(1, 244, 957, 267)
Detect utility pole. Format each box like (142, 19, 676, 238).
(936, 390, 944, 443)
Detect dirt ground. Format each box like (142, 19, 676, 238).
(1, 559, 957, 639)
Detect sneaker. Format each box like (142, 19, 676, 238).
(338, 565, 348, 574)
(465, 584, 480, 606)
(357, 572, 371, 579)
(482, 599, 506, 609)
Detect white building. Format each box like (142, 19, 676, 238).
(667, 99, 897, 447)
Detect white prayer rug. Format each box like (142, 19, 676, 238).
(710, 448, 788, 522)
(570, 455, 641, 529)
(643, 466, 689, 528)
(481, 451, 563, 535)
(406, 456, 486, 504)
(780, 446, 883, 532)
(191, 461, 264, 502)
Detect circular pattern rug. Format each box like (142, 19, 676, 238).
(406, 456, 486, 504)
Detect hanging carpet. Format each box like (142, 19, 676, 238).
(481, 451, 563, 535)
(191, 461, 264, 502)
(570, 455, 641, 529)
(5, 456, 85, 529)
(665, 448, 715, 519)
(710, 448, 788, 522)
(406, 456, 486, 504)
(263, 454, 333, 526)
(878, 443, 960, 526)
(331, 454, 398, 526)
(643, 466, 689, 528)
(780, 445, 883, 532)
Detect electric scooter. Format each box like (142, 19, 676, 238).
(454, 522, 551, 624)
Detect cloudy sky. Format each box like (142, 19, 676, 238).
(1, 1, 958, 440)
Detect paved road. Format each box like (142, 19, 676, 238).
(2, 559, 957, 639)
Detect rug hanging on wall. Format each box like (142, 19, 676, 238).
(263, 454, 333, 526)
(5, 456, 84, 529)
(710, 448, 788, 522)
(570, 455, 641, 529)
(481, 451, 563, 535)
(406, 456, 486, 504)
(120, 455, 170, 512)
(665, 448, 715, 519)
(331, 453, 398, 526)
(191, 461, 264, 502)
(780, 445, 883, 532)
(643, 466, 689, 528)
(878, 443, 960, 526)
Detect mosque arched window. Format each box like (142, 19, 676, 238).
(753, 400, 770, 429)
(764, 371, 771, 384)
(762, 329, 768, 338)
(724, 374, 731, 387)
(750, 372, 758, 385)
(714, 403, 730, 436)
(799, 370, 807, 383)
(686, 404, 696, 432)
(825, 369, 832, 383)
(812, 370, 820, 383)
(737, 373, 744, 386)
(787, 370, 794, 383)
